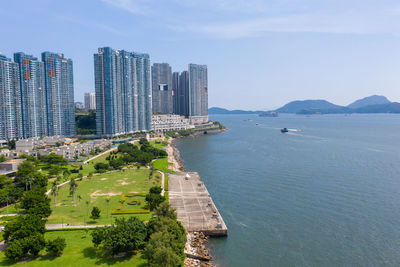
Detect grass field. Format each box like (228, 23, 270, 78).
(47, 166, 160, 225)
(0, 230, 147, 267)
(152, 158, 177, 174)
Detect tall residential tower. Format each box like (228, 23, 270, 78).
(94, 47, 152, 137)
(14, 53, 47, 138)
(0, 55, 23, 140)
(152, 63, 173, 114)
(188, 64, 208, 123)
(42, 52, 75, 137)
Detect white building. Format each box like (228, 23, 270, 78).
(84, 92, 96, 111)
(152, 114, 194, 132)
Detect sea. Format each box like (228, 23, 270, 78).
(174, 114, 400, 267)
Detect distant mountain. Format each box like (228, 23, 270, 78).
(208, 107, 261, 115)
(298, 102, 400, 114)
(274, 100, 342, 113)
(347, 95, 390, 109)
(354, 102, 400, 113)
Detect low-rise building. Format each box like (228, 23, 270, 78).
(37, 139, 112, 160)
(0, 159, 25, 173)
(152, 114, 194, 132)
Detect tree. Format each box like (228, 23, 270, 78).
(91, 217, 147, 255)
(69, 178, 78, 205)
(20, 186, 51, 218)
(4, 214, 46, 242)
(78, 195, 82, 206)
(0, 155, 7, 162)
(16, 161, 36, 191)
(4, 239, 23, 261)
(7, 139, 16, 150)
(85, 200, 90, 216)
(145, 232, 182, 267)
(146, 217, 186, 264)
(90, 206, 101, 220)
(155, 202, 177, 220)
(106, 199, 110, 217)
(146, 186, 165, 211)
(48, 165, 63, 177)
(94, 162, 109, 173)
(41, 153, 68, 165)
(46, 237, 66, 256)
(51, 182, 58, 207)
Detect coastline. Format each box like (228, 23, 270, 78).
(167, 137, 216, 267)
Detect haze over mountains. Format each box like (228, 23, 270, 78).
(209, 95, 400, 114)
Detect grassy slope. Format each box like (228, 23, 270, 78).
(0, 230, 146, 267)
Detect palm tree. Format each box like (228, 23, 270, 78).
(2, 195, 10, 216)
(51, 181, 59, 207)
(106, 198, 110, 218)
(69, 179, 78, 205)
(85, 200, 90, 216)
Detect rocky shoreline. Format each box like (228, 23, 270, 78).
(167, 138, 216, 267)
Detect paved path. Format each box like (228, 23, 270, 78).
(83, 146, 118, 164)
(159, 171, 165, 196)
(0, 213, 18, 218)
(46, 224, 110, 230)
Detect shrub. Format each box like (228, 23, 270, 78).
(46, 237, 66, 256)
(111, 209, 150, 215)
(91, 206, 101, 220)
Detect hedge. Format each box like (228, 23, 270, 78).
(164, 174, 168, 191)
(119, 193, 147, 202)
(127, 200, 141, 205)
(111, 209, 150, 215)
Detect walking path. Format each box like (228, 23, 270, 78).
(159, 171, 165, 196)
(83, 146, 118, 164)
(46, 224, 110, 230)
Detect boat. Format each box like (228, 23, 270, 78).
(281, 128, 288, 133)
(255, 123, 259, 126)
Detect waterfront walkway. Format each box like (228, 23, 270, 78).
(169, 172, 227, 236)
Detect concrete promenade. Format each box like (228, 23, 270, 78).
(169, 172, 227, 236)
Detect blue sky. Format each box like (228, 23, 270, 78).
(2, 0, 400, 109)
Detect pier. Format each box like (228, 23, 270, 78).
(169, 172, 228, 236)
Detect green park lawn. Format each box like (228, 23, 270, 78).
(152, 158, 177, 174)
(0, 230, 147, 267)
(47, 166, 161, 225)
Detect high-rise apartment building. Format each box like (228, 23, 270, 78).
(0, 55, 23, 140)
(84, 92, 96, 111)
(188, 64, 208, 123)
(14, 53, 47, 138)
(173, 71, 189, 117)
(172, 72, 179, 114)
(42, 52, 75, 137)
(94, 47, 152, 137)
(152, 63, 173, 114)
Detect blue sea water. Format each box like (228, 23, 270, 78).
(174, 114, 400, 267)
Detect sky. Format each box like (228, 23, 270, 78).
(1, 0, 400, 110)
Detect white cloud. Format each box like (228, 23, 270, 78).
(99, 0, 400, 39)
(101, 0, 151, 15)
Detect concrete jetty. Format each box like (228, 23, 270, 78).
(168, 172, 228, 236)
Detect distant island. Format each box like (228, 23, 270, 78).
(209, 95, 400, 115)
